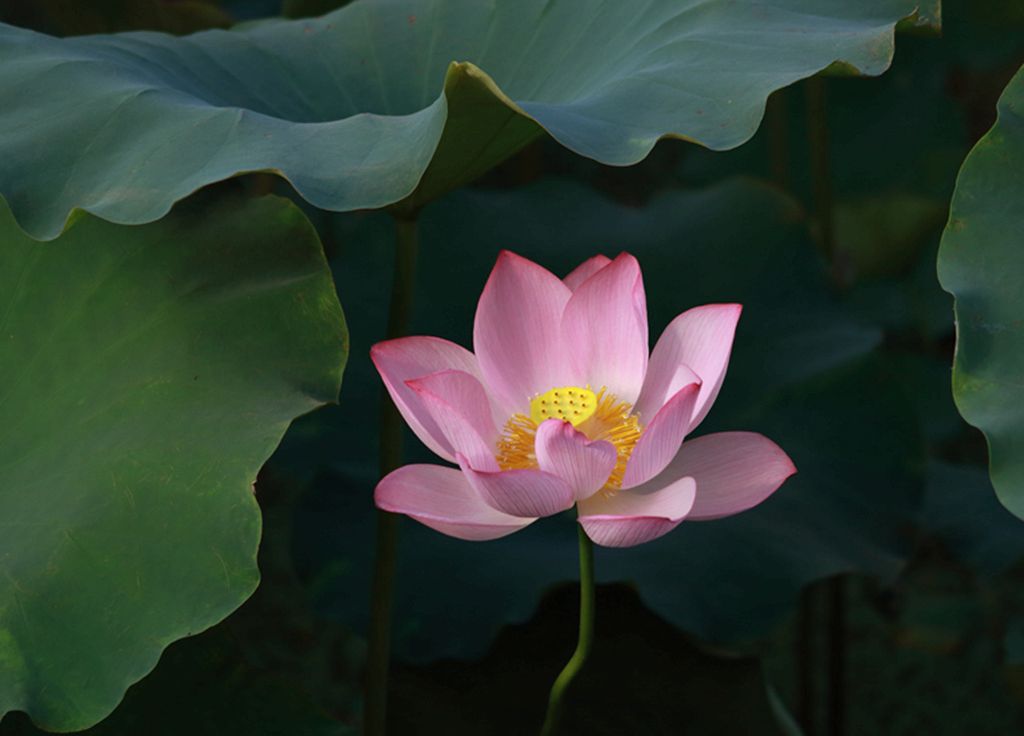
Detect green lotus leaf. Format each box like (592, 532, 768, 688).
(0, 194, 347, 731)
(937, 65, 1024, 518)
(0, 0, 921, 240)
(283, 177, 922, 660)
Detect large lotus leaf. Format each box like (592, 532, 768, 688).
(1, 475, 361, 736)
(281, 178, 922, 660)
(937, 65, 1024, 518)
(0, 0, 922, 240)
(0, 194, 347, 731)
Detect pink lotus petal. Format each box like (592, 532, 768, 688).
(577, 476, 697, 548)
(563, 254, 612, 291)
(535, 418, 618, 501)
(371, 336, 484, 463)
(673, 432, 797, 520)
(407, 369, 498, 446)
(635, 304, 742, 430)
(633, 363, 701, 425)
(376, 464, 534, 541)
(473, 251, 577, 418)
(458, 454, 575, 518)
(409, 379, 501, 472)
(562, 253, 648, 405)
(621, 380, 701, 489)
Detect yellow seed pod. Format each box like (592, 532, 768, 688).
(529, 386, 597, 427)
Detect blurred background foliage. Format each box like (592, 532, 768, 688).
(1, 0, 1023, 734)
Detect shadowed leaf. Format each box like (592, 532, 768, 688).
(937, 65, 1024, 518)
(0, 194, 348, 730)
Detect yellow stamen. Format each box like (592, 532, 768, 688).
(529, 385, 597, 427)
(495, 413, 538, 470)
(497, 386, 643, 490)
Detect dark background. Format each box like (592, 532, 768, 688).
(1, 1, 1023, 734)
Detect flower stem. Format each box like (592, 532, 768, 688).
(365, 214, 419, 736)
(540, 524, 595, 736)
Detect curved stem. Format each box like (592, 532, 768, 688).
(365, 215, 419, 736)
(540, 524, 595, 736)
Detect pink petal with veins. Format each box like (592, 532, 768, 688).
(577, 476, 697, 548)
(562, 253, 648, 405)
(376, 464, 534, 541)
(371, 336, 485, 463)
(535, 418, 617, 501)
(636, 304, 741, 430)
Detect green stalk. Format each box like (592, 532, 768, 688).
(805, 77, 836, 267)
(540, 524, 596, 736)
(365, 215, 419, 736)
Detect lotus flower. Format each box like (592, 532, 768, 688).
(372, 252, 795, 547)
